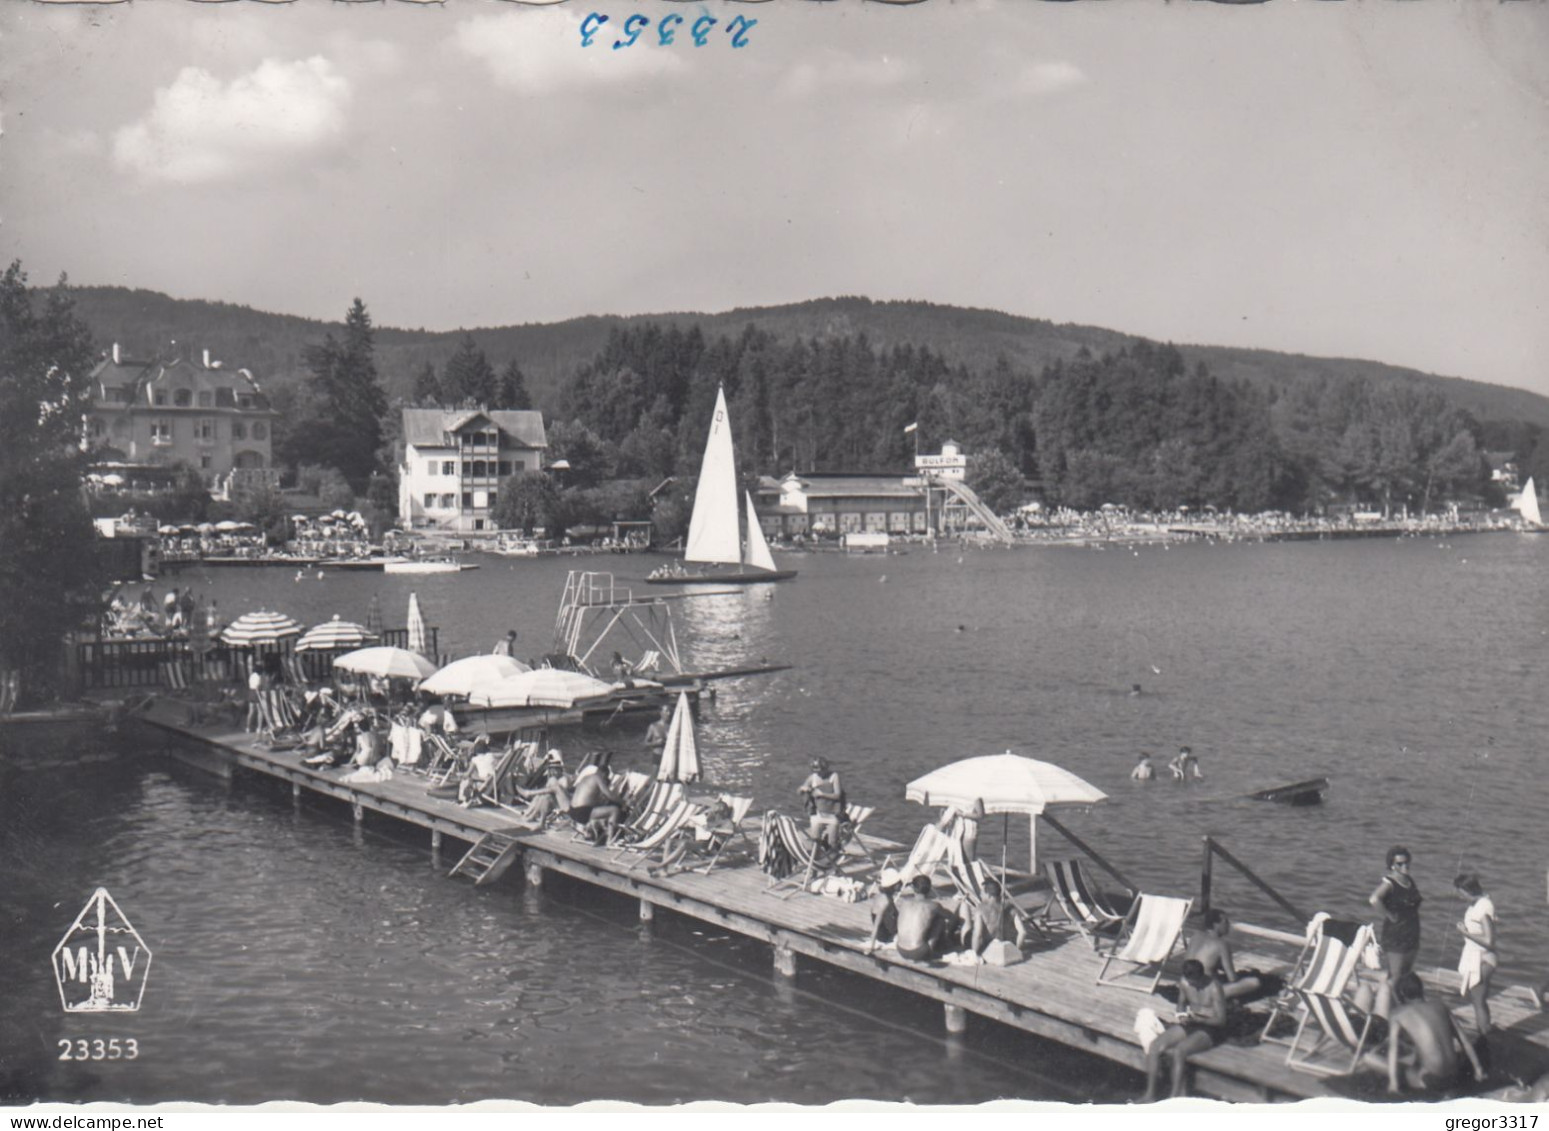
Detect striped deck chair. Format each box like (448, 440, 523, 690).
(634, 650, 662, 674)
(459, 743, 525, 810)
(280, 653, 311, 688)
(944, 845, 1047, 948)
(898, 820, 959, 887)
(1260, 917, 1374, 1045)
(1285, 990, 1380, 1076)
(423, 732, 465, 785)
(622, 798, 699, 871)
(1040, 858, 1130, 945)
(608, 780, 686, 858)
(760, 811, 829, 899)
(1095, 893, 1193, 994)
(836, 804, 878, 863)
(692, 794, 755, 875)
(161, 658, 192, 693)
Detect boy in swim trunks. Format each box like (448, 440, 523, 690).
(1142, 959, 1227, 1101)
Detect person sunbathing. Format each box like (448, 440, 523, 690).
(649, 798, 734, 876)
(568, 766, 625, 844)
(1142, 959, 1228, 1102)
(863, 867, 904, 955)
(1185, 909, 1262, 1000)
(515, 762, 570, 825)
(894, 875, 956, 962)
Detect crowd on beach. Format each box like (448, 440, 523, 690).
(102, 582, 222, 641)
(1010, 504, 1532, 545)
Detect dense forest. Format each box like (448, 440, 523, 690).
(57, 286, 1549, 516)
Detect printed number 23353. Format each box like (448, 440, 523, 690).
(581, 13, 757, 50)
(58, 1038, 138, 1060)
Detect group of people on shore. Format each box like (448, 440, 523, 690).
(104, 582, 219, 640)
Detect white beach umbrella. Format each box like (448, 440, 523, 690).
(220, 610, 303, 647)
(295, 616, 378, 653)
(419, 654, 531, 697)
(215, 520, 243, 532)
(465, 668, 615, 709)
(656, 691, 701, 783)
(905, 751, 1107, 873)
(333, 646, 437, 681)
(407, 592, 428, 658)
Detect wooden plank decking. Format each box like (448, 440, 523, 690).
(132, 699, 1549, 1103)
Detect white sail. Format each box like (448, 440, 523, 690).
(684, 386, 744, 566)
(1518, 477, 1543, 527)
(744, 491, 777, 573)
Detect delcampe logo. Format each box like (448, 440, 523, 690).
(51, 888, 152, 1013)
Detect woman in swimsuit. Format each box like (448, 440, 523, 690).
(1370, 845, 1423, 984)
(1454, 872, 1497, 1033)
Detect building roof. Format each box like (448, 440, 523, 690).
(89, 352, 271, 410)
(785, 473, 922, 499)
(402, 408, 547, 449)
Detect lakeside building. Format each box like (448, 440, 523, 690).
(756, 443, 977, 538)
(84, 345, 279, 495)
(397, 408, 548, 533)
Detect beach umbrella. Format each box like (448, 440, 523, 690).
(290, 514, 310, 523)
(465, 669, 615, 709)
(178, 524, 198, 533)
(215, 520, 243, 532)
(331, 509, 349, 520)
(100, 473, 125, 486)
(157, 524, 179, 535)
(656, 691, 701, 783)
(333, 646, 437, 681)
(295, 616, 378, 653)
(905, 751, 1107, 873)
(419, 654, 531, 697)
(220, 610, 303, 647)
(197, 522, 216, 534)
(407, 592, 428, 658)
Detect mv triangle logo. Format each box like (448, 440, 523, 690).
(52, 888, 153, 1013)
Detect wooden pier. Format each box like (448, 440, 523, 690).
(132, 699, 1549, 1103)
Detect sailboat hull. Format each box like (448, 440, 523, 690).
(645, 568, 798, 586)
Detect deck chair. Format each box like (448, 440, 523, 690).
(692, 794, 755, 874)
(760, 811, 832, 899)
(897, 819, 959, 888)
(1285, 990, 1380, 1076)
(423, 731, 466, 785)
(1040, 858, 1130, 945)
(622, 799, 700, 870)
(836, 804, 878, 863)
(944, 848, 1048, 949)
(280, 653, 311, 688)
(1260, 917, 1374, 1045)
(161, 658, 192, 693)
(1095, 893, 1193, 994)
(459, 743, 525, 810)
(608, 780, 686, 857)
(634, 649, 662, 674)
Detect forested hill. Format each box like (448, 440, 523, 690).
(60, 287, 1549, 433)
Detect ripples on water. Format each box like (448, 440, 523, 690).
(4, 534, 1545, 1103)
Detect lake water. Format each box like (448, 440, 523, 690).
(5, 533, 1547, 1104)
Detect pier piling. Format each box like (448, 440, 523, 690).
(639, 900, 655, 924)
(773, 944, 798, 978)
(944, 1004, 968, 1034)
(525, 860, 545, 888)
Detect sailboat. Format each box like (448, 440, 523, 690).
(647, 386, 797, 585)
(1515, 476, 1543, 529)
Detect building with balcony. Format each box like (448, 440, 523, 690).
(84, 344, 279, 493)
(398, 408, 548, 533)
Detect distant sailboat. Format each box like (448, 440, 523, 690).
(647, 386, 796, 585)
(1515, 476, 1543, 528)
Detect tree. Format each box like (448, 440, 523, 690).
(0, 262, 105, 699)
(412, 362, 441, 406)
(495, 360, 531, 410)
(491, 471, 560, 534)
(965, 450, 1026, 515)
(297, 299, 387, 491)
(442, 333, 496, 408)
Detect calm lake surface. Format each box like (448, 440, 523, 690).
(5, 533, 1547, 1104)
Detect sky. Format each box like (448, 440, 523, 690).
(2, 0, 1547, 398)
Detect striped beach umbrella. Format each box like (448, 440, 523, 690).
(407, 592, 428, 658)
(656, 691, 701, 783)
(220, 610, 303, 647)
(295, 615, 378, 653)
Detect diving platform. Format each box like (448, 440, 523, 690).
(130, 699, 1549, 1104)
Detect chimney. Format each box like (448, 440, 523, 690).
(203, 349, 211, 368)
(112, 342, 120, 364)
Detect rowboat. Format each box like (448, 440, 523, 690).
(1245, 777, 1329, 806)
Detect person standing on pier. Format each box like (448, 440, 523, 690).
(644, 705, 670, 752)
(1369, 846, 1423, 1013)
(1453, 873, 1497, 1034)
(492, 630, 517, 657)
(799, 758, 846, 856)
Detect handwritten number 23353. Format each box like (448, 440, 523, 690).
(581, 13, 757, 50)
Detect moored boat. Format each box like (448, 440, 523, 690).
(1245, 777, 1329, 806)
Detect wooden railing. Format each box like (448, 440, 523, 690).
(1198, 835, 1308, 926)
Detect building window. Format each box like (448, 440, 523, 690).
(425, 460, 436, 477)
(440, 493, 455, 509)
(173, 388, 193, 407)
(88, 418, 106, 438)
(251, 421, 267, 440)
(197, 419, 217, 443)
(474, 519, 485, 531)
(487, 492, 496, 511)
(424, 493, 436, 509)
(197, 390, 213, 408)
(151, 420, 173, 445)
(442, 460, 455, 476)
(200, 454, 212, 470)
(216, 387, 236, 408)
(232, 421, 247, 440)
(497, 460, 511, 477)
(153, 390, 167, 406)
(472, 460, 487, 477)
(461, 492, 473, 511)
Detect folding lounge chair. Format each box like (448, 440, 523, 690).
(1040, 858, 1130, 945)
(459, 743, 525, 811)
(621, 798, 699, 870)
(836, 804, 878, 864)
(1285, 989, 1380, 1076)
(692, 794, 755, 875)
(1260, 917, 1374, 1045)
(759, 811, 830, 899)
(945, 851, 1048, 948)
(608, 780, 686, 857)
(1095, 893, 1193, 994)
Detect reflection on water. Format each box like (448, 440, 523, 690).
(6, 535, 1546, 1103)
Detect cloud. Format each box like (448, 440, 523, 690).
(1008, 61, 1088, 99)
(778, 51, 917, 99)
(112, 57, 351, 185)
(451, 10, 682, 95)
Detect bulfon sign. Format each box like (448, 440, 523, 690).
(51, 888, 152, 1013)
